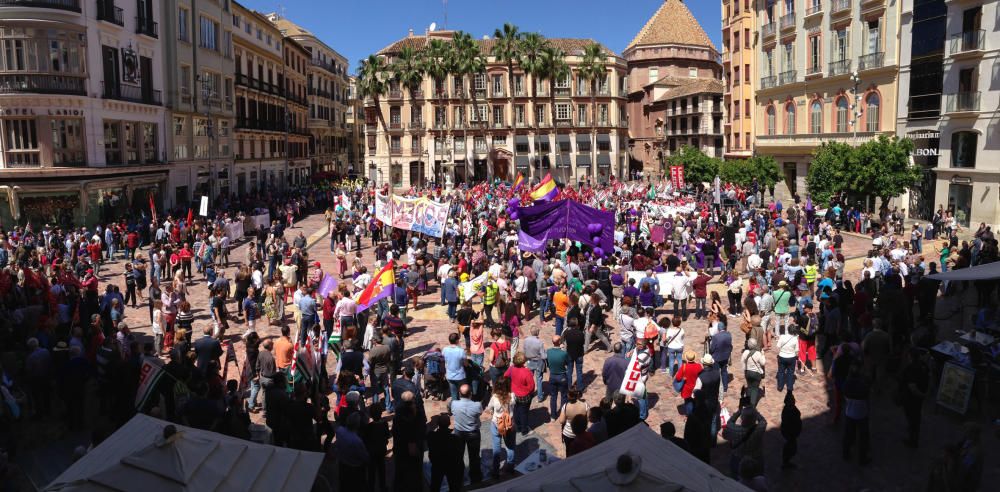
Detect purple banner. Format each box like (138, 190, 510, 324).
(517, 200, 615, 255)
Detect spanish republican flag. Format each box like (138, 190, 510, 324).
(529, 173, 559, 202)
(512, 172, 525, 192)
(355, 260, 395, 312)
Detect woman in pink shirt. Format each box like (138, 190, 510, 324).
(504, 352, 536, 435)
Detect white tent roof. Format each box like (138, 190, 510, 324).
(481, 424, 749, 492)
(45, 414, 324, 492)
(927, 261, 1000, 281)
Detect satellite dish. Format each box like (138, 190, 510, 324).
(429, 22, 437, 32)
(482, 34, 489, 40)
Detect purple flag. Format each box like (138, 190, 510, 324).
(516, 200, 615, 255)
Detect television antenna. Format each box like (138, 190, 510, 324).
(443, 0, 448, 29)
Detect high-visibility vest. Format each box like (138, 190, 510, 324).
(484, 282, 499, 305)
(804, 265, 818, 283)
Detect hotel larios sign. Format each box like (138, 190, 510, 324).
(0, 108, 84, 116)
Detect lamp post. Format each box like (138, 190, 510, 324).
(850, 71, 862, 140)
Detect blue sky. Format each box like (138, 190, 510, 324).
(241, 0, 721, 74)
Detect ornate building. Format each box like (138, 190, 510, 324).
(0, 0, 168, 225)
(721, 0, 757, 158)
(368, 29, 629, 189)
(625, 0, 724, 176)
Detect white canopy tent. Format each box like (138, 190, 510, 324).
(926, 261, 1000, 281)
(481, 424, 750, 492)
(45, 414, 325, 492)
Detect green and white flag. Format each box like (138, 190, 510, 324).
(135, 358, 165, 410)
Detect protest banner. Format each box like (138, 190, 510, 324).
(375, 193, 451, 238)
(135, 359, 165, 410)
(618, 349, 649, 398)
(224, 221, 244, 242)
(669, 166, 685, 190)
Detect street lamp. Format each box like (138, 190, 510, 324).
(850, 71, 862, 139)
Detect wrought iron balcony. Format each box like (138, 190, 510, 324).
(96, 0, 123, 26)
(807, 64, 822, 76)
(778, 70, 797, 85)
(828, 59, 852, 76)
(804, 2, 823, 17)
(0, 74, 85, 95)
(388, 89, 403, 100)
(102, 82, 161, 105)
(761, 23, 776, 38)
(949, 30, 985, 55)
(945, 92, 980, 113)
(0, 0, 80, 10)
(780, 13, 796, 30)
(858, 52, 884, 70)
(136, 15, 157, 37)
(831, 0, 851, 15)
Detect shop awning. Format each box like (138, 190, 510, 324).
(597, 133, 611, 145)
(515, 135, 529, 145)
(556, 154, 572, 168)
(516, 155, 530, 169)
(576, 154, 592, 167)
(535, 135, 550, 151)
(556, 134, 571, 145)
(597, 153, 612, 168)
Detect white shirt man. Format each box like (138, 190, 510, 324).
(669, 269, 692, 301)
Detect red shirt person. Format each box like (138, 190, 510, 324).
(673, 350, 703, 400)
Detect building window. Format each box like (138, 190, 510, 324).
(648, 67, 658, 83)
(474, 137, 487, 153)
(951, 131, 977, 168)
(515, 105, 525, 124)
(536, 105, 546, 124)
(556, 103, 570, 120)
(232, 14, 240, 27)
(810, 100, 822, 133)
(474, 73, 486, 90)
(194, 117, 208, 137)
(492, 74, 503, 95)
(516, 139, 529, 153)
(766, 106, 776, 135)
(785, 103, 796, 135)
(744, 99, 750, 117)
(173, 116, 184, 136)
(50, 119, 84, 165)
(599, 104, 608, 124)
(865, 93, 880, 131)
(142, 123, 157, 162)
(178, 8, 189, 42)
(3, 119, 38, 166)
(866, 18, 882, 54)
(835, 97, 848, 132)
(103, 121, 120, 164)
(493, 106, 503, 126)
(689, 67, 697, 78)
(199, 16, 218, 51)
(492, 136, 506, 147)
(124, 122, 139, 164)
(513, 74, 524, 95)
(809, 35, 821, 73)
(744, 64, 750, 82)
(577, 104, 587, 125)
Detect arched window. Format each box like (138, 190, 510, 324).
(866, 93, 880, 131)
(951, 131, 978, 168)
(785, 103, 796, 135)
(810, 100, 822, 133)
(835, 97, 849, 133)
(766, 105, 776, 135)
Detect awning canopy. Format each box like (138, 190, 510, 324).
(597, 153, 612, 167)
(535, 136, 550, 150)
(515, 135, 529, 145)
(576, 154, 592, 167)
(556, 134, 571, 144)
(556, 154, 572, 168)
(927, 261, 1000, 281)
(597, 133, 611, 144)
(516, 155, 530, 169)
(576, 134, 590, 144)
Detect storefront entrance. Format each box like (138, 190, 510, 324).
(948, 183, 972, 228)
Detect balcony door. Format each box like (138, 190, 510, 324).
(102, 45, 120, 98)
(958, 68, 976, 93)
(140, 56, 153, 102)
(962, 7, 981, 33)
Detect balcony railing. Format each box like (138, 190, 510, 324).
(554, 87, 571, 97)
(805, 2, 823, 17)
(807, 64, 822, 76)
(102, 82, 161, 105)
(389, 147, 402, 155)
(490, 89, 506, 98)
(388, 90, 402, 100)
(96, 0, 123, 26)
(828, 59, 852, 76)
(388, 121, 404, 130)
(858, 52, 884, 70)
(945, 92, 980, 113)
(761, 23, 776, 38)
(0, 74, 85, 95)
(722, 51, 731, 63)
(778, 70, 797, 85)
(136, 15, 157, 37)
(831, 0, 850, 15)
(950, 30, 985, 55)
(780, 13, 796, 30)
(756, 131, 891, 147)
(309, 58, 340, 76)
(0, 0, 80, 11)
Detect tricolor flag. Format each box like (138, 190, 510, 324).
(529, 173, 559, 202)
(135, 358, 165, 410)
(354, 259, 395, 312)
(512, 172, 525, 192)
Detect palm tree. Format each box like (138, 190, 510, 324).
(540, 46, 569, 182)
(578, 43, 607, 184)
(358, 55, 389, 184)
(492, 23, 521, 182)
(423, 38, 454, 180)
(452, 31, 487, 181)
(519, 32, 548, 179)
(390, 46, 426, 185)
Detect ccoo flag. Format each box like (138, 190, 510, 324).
(355, 260, 395, 312)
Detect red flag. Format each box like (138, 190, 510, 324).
(148, 193, 157, 224)
(186, 208, 193, 229)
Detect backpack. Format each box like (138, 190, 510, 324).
(801, 313, 818, 337)
(425, 352, 444, 375)
(496, 405, 514, 435)
(494, 345, 510, 369)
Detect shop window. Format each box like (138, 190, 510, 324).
(951, 131, 977, 168)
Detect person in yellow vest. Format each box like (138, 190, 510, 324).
(482, 274, 500, 326)
(803, 259, 819, 296)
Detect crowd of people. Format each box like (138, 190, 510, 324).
(0, 175, 995, 491)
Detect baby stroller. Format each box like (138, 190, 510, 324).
(422, 349, 448, 401)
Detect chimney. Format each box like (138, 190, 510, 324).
(408, 28, 414, 37)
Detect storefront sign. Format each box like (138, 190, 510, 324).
(0, 108, 84, 116)
(909, 131, 940, 157)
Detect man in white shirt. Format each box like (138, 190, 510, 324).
(669, 266, 692, 321)
(512, 269, 530, 318)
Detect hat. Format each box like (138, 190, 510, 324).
(86, 268, 94, 274)
(702, 354, 715, 365)
(400, 263, 409, 269)
(778, 280, 788, 288)
(53, 341, 69, 352)
(522, 252, 534, 259)
(684, 350, 697, 362)
(313, 261, 322, 267)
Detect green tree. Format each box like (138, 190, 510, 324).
(540, 47, 569, 175)
(518, 32, 549, 177)
(720, 155, 782, 189)
(450, 32, 485, 175)
(806, 141, 854, 206)
(665, 145, 721, 186)
(357, 55, 389, 168)
(492, 23, 521, 105)
(578, 42, 607, 184)
(390, 46, 425, 117)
